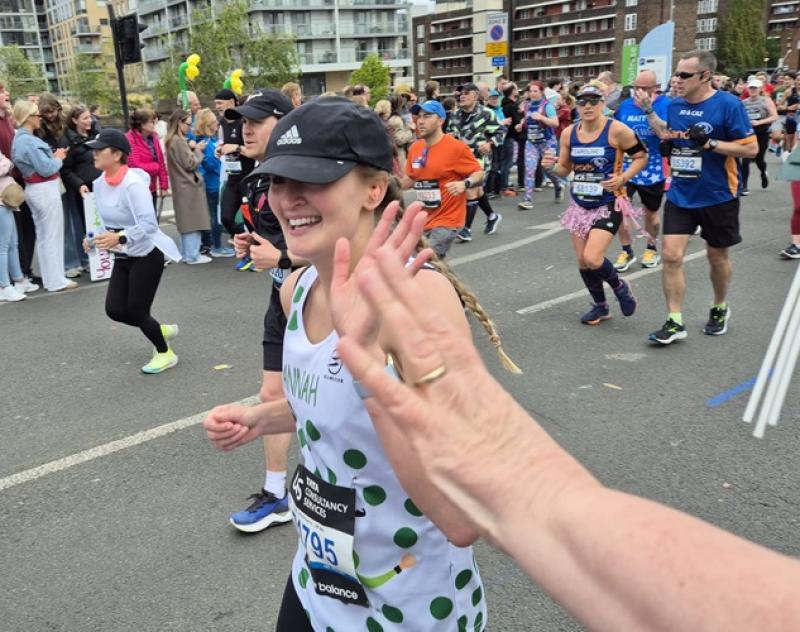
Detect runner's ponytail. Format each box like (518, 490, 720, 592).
(361, 167, 522, 374)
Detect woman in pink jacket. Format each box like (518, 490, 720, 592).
(126, 109, 169, 213)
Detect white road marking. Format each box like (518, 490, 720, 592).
(525, 221, 562, 230)
(0, 396, 259, 493)
(450, 227, 563, 267)
(516, 249, 708, 315)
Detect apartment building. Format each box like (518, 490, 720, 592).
(136, 0, 413, 95)
(767, 0, 800, 69)
(0, 0, 56, 91)
(412, 0, 506, 95)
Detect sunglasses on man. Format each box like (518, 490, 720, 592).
(576, 96, 603, 107)
(673, 71, 706, 80)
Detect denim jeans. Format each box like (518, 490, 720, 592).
(180, 231, 202, 261)
(0, 205, 23, 286)
(200, 190, 222, 250)
(498, 138, 516, 191)
(63, 192, 88, 270)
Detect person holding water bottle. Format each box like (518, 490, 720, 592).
(83, 129, 182, 374)
(542, 84, 647, 326)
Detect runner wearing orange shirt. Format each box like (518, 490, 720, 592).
(403, 100, 484, 258)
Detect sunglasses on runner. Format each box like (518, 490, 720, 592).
(673, 71, 705, 80)
(576, 96, 603, 107)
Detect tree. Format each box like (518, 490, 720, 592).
(153, 2, 299, 102)
(65, 54, 119, 113)
(0, 46, 47, 99)
(350, 54, 390, 106)
(716, 0, 768, 76)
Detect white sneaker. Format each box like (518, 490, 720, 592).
(0, 284, 26, 301)
(186, 254, 212, 265)
(50, 280, 79, 292)
(14, 278, 39, 293)
(65, 267, 82, 278)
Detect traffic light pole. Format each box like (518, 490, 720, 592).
(108, 5, 130, 130)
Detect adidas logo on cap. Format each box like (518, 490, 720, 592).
(276, 125, 302, 146)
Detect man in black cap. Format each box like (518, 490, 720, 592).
(214, 89, 254, 252)
(223, 88, 308, 534)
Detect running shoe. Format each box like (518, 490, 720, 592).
(160, 323, 179, 341)
(229, 489, 292, 533)
(210, 247, 235, 258)
(780, 244, 800, 259)
(761, 171, 769, 189)
(501, 189, 517, 197)
(51, 280, 79, 292)
(65, 267, 82, 279)
(545, 181, 554, 188)
(13, 278, 39, 293)
(0, 284, 26, 302)
(641, 249, 661, 268)
(554, 189, 564, 203)
(649, 318, 688, 345)
(456, 227, 472, 242)
(533, 186, 544, 192)
(614, 251, 636, 272)
(235, 256, 254, 271)
(200, 245, 212, 256)
(613, 279, 637, 317)
(186, 254, 212, 265)
(141, 348, 178, 374)
(580, 303, 611, 325)
(703, 305, 730, 336)
(516, 185, 526, 192)
(741, 188, 750, 196)
(518, 200, 533, 210)
(484, 213, 502, 235)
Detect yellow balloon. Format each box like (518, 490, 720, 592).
(232, 78, 243, 95)
(187, 53, 201, 66)
(186, 66, 199, 80)
(231, 68, 243, 80)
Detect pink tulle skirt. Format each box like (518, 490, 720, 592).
(559, 196, 644, 240)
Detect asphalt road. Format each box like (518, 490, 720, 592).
(2, 157, 799, 631)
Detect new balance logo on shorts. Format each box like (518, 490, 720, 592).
(277, 125, 302, 146)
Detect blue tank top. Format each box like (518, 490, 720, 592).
(569, 119, 617, 209)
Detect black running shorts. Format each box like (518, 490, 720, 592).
(625, 181, 665, 212)
(590, 203, 623, 235)
(262, 283, 286, 372)
(663, 198, 741, 249)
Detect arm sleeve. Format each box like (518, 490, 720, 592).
(30, 144, 62, 177)
(169, 140, 201, 172)
(545, 103, 557, 119)
(0, 150, 13, 177)
(156, 143, 169, 191)
(59, 150, 83, 190)
(120, 178, 160, 246)
(203, 141, 220, 179)
(483, 110, 506, 146)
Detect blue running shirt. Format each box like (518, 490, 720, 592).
(615, 95, 669, 186)
(666, 91, 755, 209)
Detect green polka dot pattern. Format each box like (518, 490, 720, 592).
(305, 419, 321, 441)
(365, 616, 383, 632)
(363, 485, 387, 506)
(392, 527, 418, 548)
(455, 569, 473, 590)
(429, 596, 454, 620)
(381, 604, 403, 623)
(343, 449, 367, 469)
(404, 498, 423, 517)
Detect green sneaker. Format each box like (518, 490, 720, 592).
(142, 348, 178, 374)
(160, 323, 179, 341)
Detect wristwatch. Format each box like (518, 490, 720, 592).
(117, 232, 128, 245)
(278, 248, 292, 270)
(464, 178, 474, 189)
(643, 107, 654, 115)
(706, 139, 719, 151)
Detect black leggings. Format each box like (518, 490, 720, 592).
(220, 176, 245, 236)
(276, 576, 314, 632)
(742, 128, 770, 187)
(105, 248, 168, 352)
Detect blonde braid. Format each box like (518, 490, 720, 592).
(363, 167, 522, 374)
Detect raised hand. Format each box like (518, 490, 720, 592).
(329, 200, 431, 350)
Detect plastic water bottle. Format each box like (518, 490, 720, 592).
(86, 231, 97, 255)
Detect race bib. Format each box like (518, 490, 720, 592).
(270, 266, 290, 287)
(413, 179, 442, 209)
(223, 158, 242, 174)
(571, 172, 605, 199)
(290, 465, 369, 607)
(527, 125, 545, 143)
(670, 147, 703, 179)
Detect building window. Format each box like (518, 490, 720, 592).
(417, 61, 426, 74)
(416, 43, 425, 56)
(562, 2, 570, 11)
(574, 44, 584, 56)
(624, 13, 637, 31)
(588, 43, 597, 54)
(625, 0, 637, 6)
(623, 37, 636, 46)
(697, 0, 718, 14)
(694, 37, 716, 51)
(560, 46, 570, 57)
(589, 20, 597, 32)
(575, 0, 587, 9)
(696, 17, 717, 33)
(416, 24, 424, 40)
(560, 24, 569, 35)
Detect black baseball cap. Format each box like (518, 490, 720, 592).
(225, 88, 292, 121)
(254, 97, 393, 184)
(214, 89, 237, 102)
(86, 128, 131, 154)
(461, 82, 479, 93)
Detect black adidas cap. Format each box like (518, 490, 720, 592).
(86, 128, 131, 154)
(255, 96, 393, 184)
(225, 88, 292, 121)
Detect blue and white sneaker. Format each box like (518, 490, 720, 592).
(229, 489, 292, 533)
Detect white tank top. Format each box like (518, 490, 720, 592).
(283, 266, 487, 632)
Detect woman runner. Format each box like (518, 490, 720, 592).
(83, 129, 182, 373)
(542, 84, 647, 325)
(203, 97, 518, 631)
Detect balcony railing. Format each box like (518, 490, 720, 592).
(71, 24, 100, 36)
(143, 46, 169, 61)
(170, 14, 189, 28)
(75, 43, 102, 54)
(299, 48, 410, 65)
(138, 0, 166, 14)
(251, 0, 334, 8)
